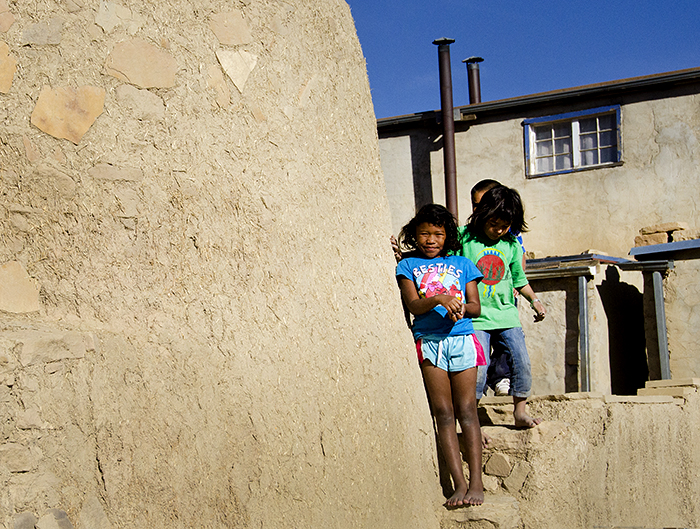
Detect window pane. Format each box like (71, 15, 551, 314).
(582, 150, 598, 166)
(535, 126, 552, 141)
(553, 123, 571, 138)
(598, 114, 615, 130)
(536, 141, 553, 156)
(599, 130, 615, 147)
(580, 117, 597, 133)
(537, 157, 553, 173)
(555, 137, 571, 154)
(600, 147, 616, 163)
(555, 154, 572, 170)
(580, 133, 597, 150)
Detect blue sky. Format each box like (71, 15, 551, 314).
(346, 1, 700, 119)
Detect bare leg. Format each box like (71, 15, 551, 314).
(451, 368, 484, 506)
(513, 396, 542, 428)
(421, 362, 468, 507)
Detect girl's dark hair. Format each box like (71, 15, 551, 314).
(399, 204, 460, 257)
(470, 179, 501, 201)
(467, 185, 528, 236)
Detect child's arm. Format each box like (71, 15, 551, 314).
(516, 284, 546, 322)
(398, 277, 464, 321)
(462, 279, 481, 319)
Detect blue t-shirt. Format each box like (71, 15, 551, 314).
(396, 255, 483, 340)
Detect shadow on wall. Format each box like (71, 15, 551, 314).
(597, 266, 649, 395)
(409, 130, 436, 210)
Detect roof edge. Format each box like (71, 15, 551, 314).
(377, 66, 700, 129)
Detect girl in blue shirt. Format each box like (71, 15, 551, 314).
(395, 204, 485, 507)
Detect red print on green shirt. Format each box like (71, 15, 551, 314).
(476, 249, 506, 297)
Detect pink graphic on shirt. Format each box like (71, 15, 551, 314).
(418, 271, 463, 301)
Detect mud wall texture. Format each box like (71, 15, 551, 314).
(473, 384, 700, 529)
(0, 1, 441, 528)
(665, 259, 700, 378)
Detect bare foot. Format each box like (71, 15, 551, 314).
(481, 428, 492, 449)
(513, 397, 542, 429)
(444, 483, 467, 508)
(464, 484, 484, 506)
(514, 411, 542, 428)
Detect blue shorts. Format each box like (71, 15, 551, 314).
(416, 334, 486, 373)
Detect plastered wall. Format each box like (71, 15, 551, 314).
(0, 1, 441, 528)
(380, 92, 700, 258)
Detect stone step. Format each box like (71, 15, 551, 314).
(441, 494, 521, 529)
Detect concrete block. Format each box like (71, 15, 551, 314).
(640, 222, 689, 234)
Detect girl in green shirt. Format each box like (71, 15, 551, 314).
(459, 185, 546, 428)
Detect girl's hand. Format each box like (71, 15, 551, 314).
(390, 235, 402, 263)
(531, 299, 546, 322)
(435, 295, 464, 322)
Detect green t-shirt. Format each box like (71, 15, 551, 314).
(457, 227, 528, 330)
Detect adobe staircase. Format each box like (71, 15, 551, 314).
(439, 379, 700, 529)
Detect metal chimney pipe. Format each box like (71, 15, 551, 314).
(432, 38, 458, 220)
(463, 56, 484, 104)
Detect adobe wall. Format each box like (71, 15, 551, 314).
(0, 1, 441, 528)
(451, 384, 700, 529)
(380, 92, 700, 258)
(518, 265, 651, 396)
(665, 259, 700, 377)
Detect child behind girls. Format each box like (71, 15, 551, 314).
(458, 185, 546, 428)
(395, 204, 485, 507)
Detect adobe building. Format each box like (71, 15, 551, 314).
(0, 1, 442, 528)
(378, 66, 700, 396)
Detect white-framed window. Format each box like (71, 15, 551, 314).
(523, 105, 621, 178)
